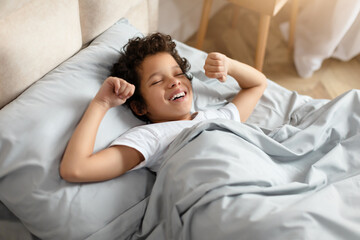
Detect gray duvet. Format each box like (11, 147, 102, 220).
(134, 89, 360, 240)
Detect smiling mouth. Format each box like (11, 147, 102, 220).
(169, 91, 186, 101)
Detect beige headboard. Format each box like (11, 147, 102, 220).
(0, 0, 159, 108)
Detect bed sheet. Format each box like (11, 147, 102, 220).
(0, 201, 38, 240)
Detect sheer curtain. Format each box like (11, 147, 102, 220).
(293, 0, 360, 78)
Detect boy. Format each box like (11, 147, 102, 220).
(60, 33, 267, 182)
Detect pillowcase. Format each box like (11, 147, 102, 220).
(0, 18, 155, 240)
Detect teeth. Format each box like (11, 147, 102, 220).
(171, 92, 185, 100)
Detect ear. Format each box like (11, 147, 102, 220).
(130, 101, 147, 116)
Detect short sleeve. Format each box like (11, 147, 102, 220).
(198, 102, 241, 122)
(218, 102, 241, 122)
(109, 127, 160, 171)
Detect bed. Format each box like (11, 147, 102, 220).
(1, 1, 360, 240)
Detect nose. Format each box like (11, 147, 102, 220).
(168, 77, 180, 88)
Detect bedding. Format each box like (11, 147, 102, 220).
(0, 17, 359, 240)
(135, 90, 360, 239)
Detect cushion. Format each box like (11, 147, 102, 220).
(0, 0, 82, 108)
(79, 0, 159, 45)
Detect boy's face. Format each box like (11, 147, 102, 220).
(137, 52, 193, 123)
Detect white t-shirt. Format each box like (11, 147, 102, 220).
(110, 102, 240, 172)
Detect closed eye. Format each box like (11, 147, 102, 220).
(151, 79, 162, 86)
(175, 73, 185, 77)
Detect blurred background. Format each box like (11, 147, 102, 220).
(158, 0, 360, 99)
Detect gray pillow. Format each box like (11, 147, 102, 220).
(0, 19, 155, 240)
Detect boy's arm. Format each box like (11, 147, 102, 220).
(204, 52, 267, 122)
(60, 77, 143, 183)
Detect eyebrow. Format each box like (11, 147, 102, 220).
(146, 65, 181, 83)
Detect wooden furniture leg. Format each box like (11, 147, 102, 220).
(196, 0, 213, 49)
(196, 0, 296, 72)
(288, 0, 299, 51)
(255, 14, 271, 71)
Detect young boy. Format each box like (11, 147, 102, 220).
(60, 33, 267, 182)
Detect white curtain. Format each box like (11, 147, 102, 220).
(293, 0, 360, 78)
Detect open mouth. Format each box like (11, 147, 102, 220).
(169, 91, 186, 101)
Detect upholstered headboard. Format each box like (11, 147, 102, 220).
(0, 0, 159, 108)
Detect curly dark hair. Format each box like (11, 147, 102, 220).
(111, 32, 192, 122)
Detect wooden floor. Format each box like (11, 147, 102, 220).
(185, 3, 360, 100)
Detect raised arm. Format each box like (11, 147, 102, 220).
(60, 77, 143, 183)
(204, 52, 267, 122)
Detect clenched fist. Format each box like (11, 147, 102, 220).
(203, 52, 229, 82)
(94, 77, 135, 109)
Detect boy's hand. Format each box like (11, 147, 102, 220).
(204, 52, 229, 82)
(94, 77, 135, 109)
